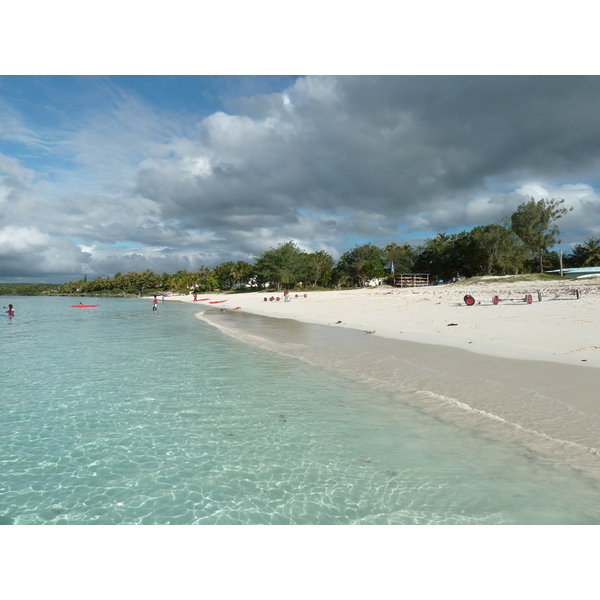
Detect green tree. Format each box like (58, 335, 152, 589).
(120, 271, 137, 293)
(303, 250, 335, 287)
(0, 283, 55, 296)
(214, 262, 236, 289)
(568, 237, 600, 267)
(565, 243, 587, 267)
(232, 261, 253, 288)
(59, 279, 83, 294)
(336, 244, 385, 287)
(140, 269, 161, 291)
(254, 241, 306, 290)
(384, 242, 415, 277)
(95, 277, 113, 291)
(581, 237, 600, 266)
(112, 272, 125, 291)
(118, 269, 160, 294)
(161, 272, 172, 290)
(413, 233, 456, 281)
(469, 220, 528, 275)
(510, 197, 572, 273)
(196, 266, 218, 292)
(170, 270, 197, 291)
(541, 250, 562, 272)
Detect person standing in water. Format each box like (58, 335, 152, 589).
(152, 295, 158, 311)
(5, 304, 15, 316)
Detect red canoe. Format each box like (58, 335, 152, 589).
(70, 304, 100, 308)
(209, 300, 227, 304)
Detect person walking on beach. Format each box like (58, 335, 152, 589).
(152, 295, 158, 311)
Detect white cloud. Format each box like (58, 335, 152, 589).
(0, 225, 52, 252)
(515, 183, 550, 198)
(0, 225, 90, 279)
(0, 153, 36, 180)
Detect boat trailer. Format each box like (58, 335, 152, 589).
(464, 288, 581, 306)
(463, 291, 534, 306)
(537, 288, 581, 301)
(491, 291, 534, 305)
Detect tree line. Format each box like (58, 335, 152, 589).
(0, 283, 56, 296)
(56, 197, 600, 295)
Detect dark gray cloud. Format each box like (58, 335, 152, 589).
(133, 76, 600, 244)
(2, 76, 600, 282)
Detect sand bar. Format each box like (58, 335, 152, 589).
(168, 278, 600, 478)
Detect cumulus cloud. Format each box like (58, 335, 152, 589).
(0, 225, 90, 279)
(135, 76, 600, 241)
(2, 75, 600, 281)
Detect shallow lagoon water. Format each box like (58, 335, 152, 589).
(2, 295, 600, 524)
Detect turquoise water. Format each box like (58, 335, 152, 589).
(2, 295, 600, 524)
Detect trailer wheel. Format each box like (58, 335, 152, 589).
(492, 295, 500, 305)
(537, 291, 542, 302)
(526, 294, 533, 304)
(464, 294, 475, 306)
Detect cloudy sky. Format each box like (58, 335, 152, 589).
(2, 74, 600, 282)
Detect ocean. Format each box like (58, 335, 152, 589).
(2, 295, 600, 525)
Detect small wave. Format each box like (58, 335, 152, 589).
(417, 389, 600, 456)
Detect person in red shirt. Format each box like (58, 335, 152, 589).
(5, 304, 14, 316)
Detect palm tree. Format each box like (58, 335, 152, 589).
(582, 237, 600, 266)
(232, 261, 253, 288)
(566, 244, 588, 267)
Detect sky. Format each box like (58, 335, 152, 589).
(1, 1, 599, 284)
(2, 74, 600, 283)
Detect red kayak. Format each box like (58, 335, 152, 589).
(70, 304, 100, 308)
(209, 300, 227, 304)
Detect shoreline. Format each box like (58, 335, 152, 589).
(169, 281, 600, 479)
(174, 279, 600, 365)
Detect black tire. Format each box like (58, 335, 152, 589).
(537, 291, 542, 302)
(492, 296, 500, 305)
(464, 294, 475, 306)
(526, 295, 533, 304)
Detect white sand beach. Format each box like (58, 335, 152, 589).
(177, 278, 600, 365)
(167, 277, 600, 477)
